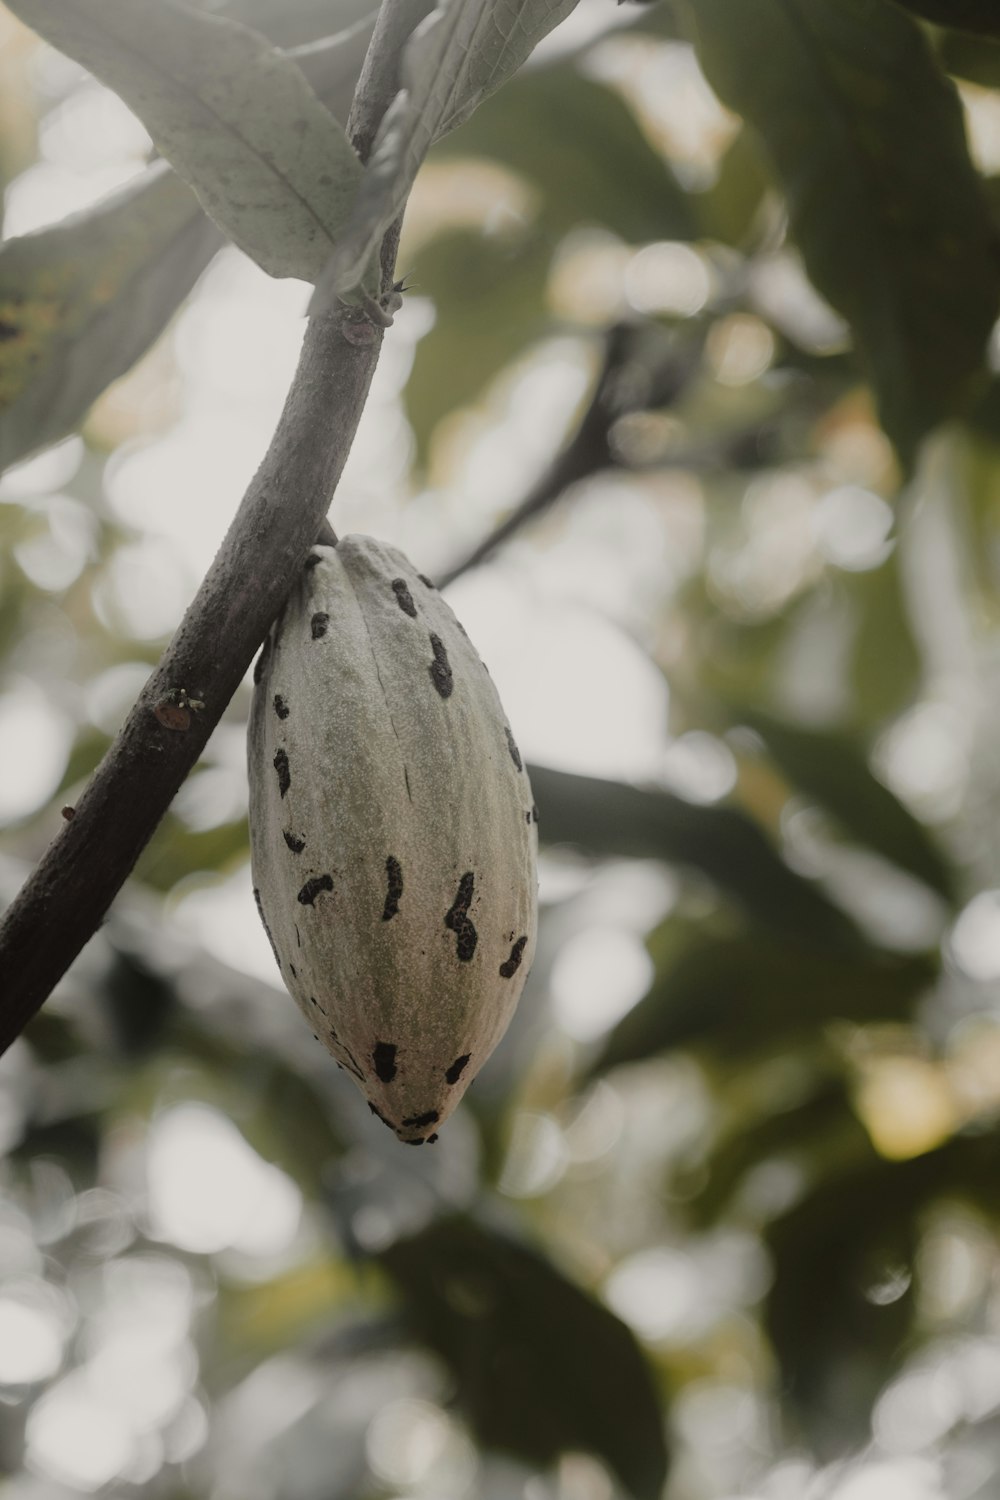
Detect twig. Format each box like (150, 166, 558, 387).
(437, 321, 700, 588)
(346, 0, 436, 160)
(0, 6, 409, 1054)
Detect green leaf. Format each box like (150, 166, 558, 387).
(738, 709, 956, 900)
(686, 0, 1000, 467)
(103, 946, 178, 1057)
(686, 1071, 861, 1225)
(937, 29, 1000, 87)
(0, 165, 218, 473)
(312, 0, 582, 301)
(765, 1143, 918, 1454)
(134, 812, 250, 891)
(528, 762, 863, 949)
(379, 1214, 669, 1500)
(0, 14, 374, 471)
(890, 0, 1000, 37)
(694, 126, 770, 247)
(847, 551, 923, 726)
(432, 60, 698, 244)
(589, 923, 937, 1074)
(6, 0, 366, 286)
(762, 1129, 1000, 1453)
(405, 227, 551, 461)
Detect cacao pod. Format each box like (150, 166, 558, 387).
(247, 536, 538, 1144)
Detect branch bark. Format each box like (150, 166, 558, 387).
(0, 4, 419, 1054)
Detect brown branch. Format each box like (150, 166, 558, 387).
(437, 321, 701, 589)
(0, 8, 410, 1055)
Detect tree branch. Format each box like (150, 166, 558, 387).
(437, 321, 701, 589)
(0, 4, 412, 1054)
(346, 0, 436, 160)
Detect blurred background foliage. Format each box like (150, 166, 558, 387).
(4, 0, 1000, 1496)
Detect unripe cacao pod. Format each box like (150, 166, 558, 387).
(247, 535, 538, 1144)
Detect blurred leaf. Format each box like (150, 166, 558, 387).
(738, 709, 955, 900)
(687, 0, 1000, 467)
(432, 60, 698, 243)
(938, 29, 1000, 86)
(217, 1261, 363, 1364)
(589, 922, 936, 1073)
(764, 1130, 1000, 1453)
(693, 126, 770, 247)
(104, 947, 177, 1056)
(312, 0, 581, 300)
(848, 552, 923, 726)
(55, 728, 113, 803)
(528, 762, 863, 949)
(253, 1053, 346, 1197)
(890, 0, 1000, 36)
(686, 1071, 861, 1225)
(0, 165, 218, 473)
(405, 227, 550, 459)
(765, 1142, 920, 1453)
(379, 1214, 669, 1499)
(134, 813, 249, 891)
(7, 0, 367, 286)
(9, 1114, 102, 1181)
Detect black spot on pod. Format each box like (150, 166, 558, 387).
(304, 553, 322, 570)
(428, 633, 454, 699)
(500, 936, 528, 978)
(253, 635, 270, 684)
(445, 1053, 471, 1085)
(402, 1109, 440, 1129)
(427, 1133, 439, 1143)
(310, 612, 329, 640)
(382, 856, 403, 920)
(373, 1042, 398, 1082)
(404, 1137, 426, 1146)
(289, 963, 296, 978)
(297, 874, 333, 906)
(273, 693, 290, 720)
(283, 830, 305, 854)
(418, 574, 435, 589)
(445, 872, 477, 961)
(505, 726, 523, 771)
(273, 748, 290, 798)
(391, 578, 417, 617)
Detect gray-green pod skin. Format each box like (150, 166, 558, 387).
(247, 536, 538, 1145)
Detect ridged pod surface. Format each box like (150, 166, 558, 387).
(247, 536, 538, 1144)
